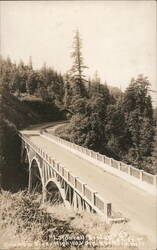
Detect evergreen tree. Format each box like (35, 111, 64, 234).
(63, 73, 72, 109)
(26, 70, 38, 95)
(105, 102, 131, 160)
(16, 60, 29, 93)
(69, 30, 88, 103)
(28, 56, 33, 70)
(68, 81, 111, 153)
(123, 75, 154, 167)
(0, 56, 14, 91)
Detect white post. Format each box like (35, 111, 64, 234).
(128, 165, 131, 175)
(140, 170, 144, 181)
(95, 152, 98, 160)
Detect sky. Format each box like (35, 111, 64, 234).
(0, 1, 156, 105)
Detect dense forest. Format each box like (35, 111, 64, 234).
(0, 55, 65, 190)
(0, 30, 156, 190)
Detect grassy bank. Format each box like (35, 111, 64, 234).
(0, 190, 148, 249)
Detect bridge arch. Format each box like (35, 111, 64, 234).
(45, 178, 70, 207)
(29, 157, 70, 207)
(30, 156, 42, 173)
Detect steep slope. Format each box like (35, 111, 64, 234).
(0, 90, 40, 129)
(0, 90, 39, 190)
(0, 89, 63, 190)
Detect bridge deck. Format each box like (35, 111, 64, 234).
(27, 133, 156, 247)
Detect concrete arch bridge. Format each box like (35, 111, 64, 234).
(21, 132, 111, 219)
(19, 125, 157, 248)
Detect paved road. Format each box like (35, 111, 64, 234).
(23, 129, 156, 249)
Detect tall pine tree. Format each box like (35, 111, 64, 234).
(123, 75, 154, 167)
(69, 30, 88, 104)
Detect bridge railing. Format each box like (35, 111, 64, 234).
(19, 132, 111, 219)
(41, 131, 157, 192)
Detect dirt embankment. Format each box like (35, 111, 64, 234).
(0, 190, 145, 250)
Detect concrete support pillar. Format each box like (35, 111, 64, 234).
(65, 183, 68, 200)
(82, 199, 86, 210)
(28, 169, 32, 193)
(42, 187, 47, 204)
(104, 203, 112, 218)
(68, 186, 71, 204)
(73, 191, 77, 210)
(85, 202, 91, 212)
(77, 195, 83, 210)
(92, 192, 97, 206)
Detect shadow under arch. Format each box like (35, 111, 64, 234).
(23, 147, 30, 166)
(45, 179, 70, 208)
(29, 157, 43, 193)
(21, 147, 30, 188)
